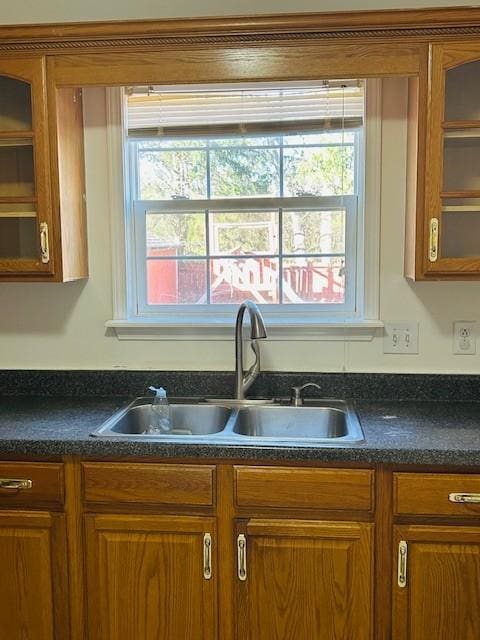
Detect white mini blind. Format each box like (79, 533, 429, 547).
(127, 81, 364, 138)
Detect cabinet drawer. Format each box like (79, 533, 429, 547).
(82, 462, 215, 507)
(0, 462, 64, 507)
(394, 472, 480, 517)
(235, 466, 374, 512)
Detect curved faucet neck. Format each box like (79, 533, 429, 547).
(234, 301, 267, 400)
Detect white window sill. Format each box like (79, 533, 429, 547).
(105, 318, 384, 341)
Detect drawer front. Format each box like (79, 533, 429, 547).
(235, 466, 374, 512)
(83, 462, 215, 507)
(0, 462, 64, 507)
(394, 472, 480, 517)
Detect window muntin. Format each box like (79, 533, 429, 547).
(126, 83, 364, 319)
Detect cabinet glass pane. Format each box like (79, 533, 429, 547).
(0, 76, 32, 131)
(0, 204, 38, 258)
(441, 199, 480, 258)
(445, 60, 480, 121)
(443, 132, 480, 192)
(0, 139, 35, 197)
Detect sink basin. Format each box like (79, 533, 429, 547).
(231, 402, 364, 443)
(91, 398, 231, 438)
(91, 397, 363, 445)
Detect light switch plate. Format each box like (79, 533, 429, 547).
(383, 323, 419, 354)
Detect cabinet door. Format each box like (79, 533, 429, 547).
(393, 524, 480, 640)
(0, 510, 69, 640)
(85, 514, 217, 640)
(424, 43, 480, 276)
(235, 519, 373, 640)
(0, 57, 54, 276)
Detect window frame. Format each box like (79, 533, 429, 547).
(104, 80, 383, 341)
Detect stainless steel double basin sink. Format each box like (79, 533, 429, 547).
(91, 398, 364, 445)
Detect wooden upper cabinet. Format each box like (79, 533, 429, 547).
(0, 55, 87, 281)
(235, 519, 373, 640)
(406, 42, 480, 279)
(392, 524, 480, 640)
(85, 514, 217, 640)
(0, 57, 52, 277)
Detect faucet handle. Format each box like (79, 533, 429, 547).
(290, 382, 322, 406)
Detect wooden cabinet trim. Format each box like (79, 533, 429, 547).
(2, 8, 480, 52)
(234, 465, 374, 512)
(82, 461, 216, 507)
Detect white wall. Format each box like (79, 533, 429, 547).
(1, 79, 480, 373)
(0, 0, 479, 24)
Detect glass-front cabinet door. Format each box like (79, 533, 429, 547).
(425, 44, 480, 276)
(0, 57, 53, 276)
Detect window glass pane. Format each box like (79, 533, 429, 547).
(283, 146, 354, 196)
(0, 77, 32, 131)
(210, 136, 281, 147)
(210, 257, 279, 304)
(282, 257, 345, 304)
(147, 259, 206, 304)
(0, 216, 38, 259)
(137, 139, 206, 149)
(139, 150, 207, 199)
(146, 212, 206, 256)
(210, 147, 280, 197)
(283, 131, 355, 146)
(209, 211, 278, 255)
(0, 140, 35, 197)
(283, 210, 345, 254)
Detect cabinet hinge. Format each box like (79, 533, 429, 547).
(398, 540, 408, 588)
(428, 217, 439, 262)
(39, 222, 50, 264)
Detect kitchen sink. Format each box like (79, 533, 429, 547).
(91, 397, 364, 445)
(231, 401, 364, 443)
(91, 398, 231, 438)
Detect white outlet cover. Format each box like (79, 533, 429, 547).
(383, 323, 419, 355)
(453, 321, 476, 355)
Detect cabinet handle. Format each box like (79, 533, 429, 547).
(0, 479, 33, 490)
(237, 534, 247, 582)
(203, 533, 212, 580)
(397, 540, 408, 588)
(40, 222, 50, 264)
(428, 217, 439, 262)
(449, 492, 480, 504)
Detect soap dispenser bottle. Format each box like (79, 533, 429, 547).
(147, 386, 171, 434)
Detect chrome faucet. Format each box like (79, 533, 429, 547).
(234, 300, 267, 400)
(290, 382, 322, 406)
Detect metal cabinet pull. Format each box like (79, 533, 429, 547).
(40, 222, 50, 264)
(203, 533, 212, 580)
(428, 217, 439, 262)
(237, 534, 247, 582)
(398, 540, 408, 588)
(449, 492, 480, 504)
(0, 479, 33, 490)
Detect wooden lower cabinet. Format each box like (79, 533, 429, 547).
(0, 510, 69, 640)
(84, 513, 217, 640)
(235, 519, 373, 640)
(392, 524, 480, 640)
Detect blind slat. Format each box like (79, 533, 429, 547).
(127, 84, 364, 135)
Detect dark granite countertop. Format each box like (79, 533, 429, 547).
(0, 395, 479, 466)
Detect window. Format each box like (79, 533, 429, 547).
(108, 80, 381, 336)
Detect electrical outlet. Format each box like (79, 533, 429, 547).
(453, 321, 476, 355)
(383, 323, 419, 354)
